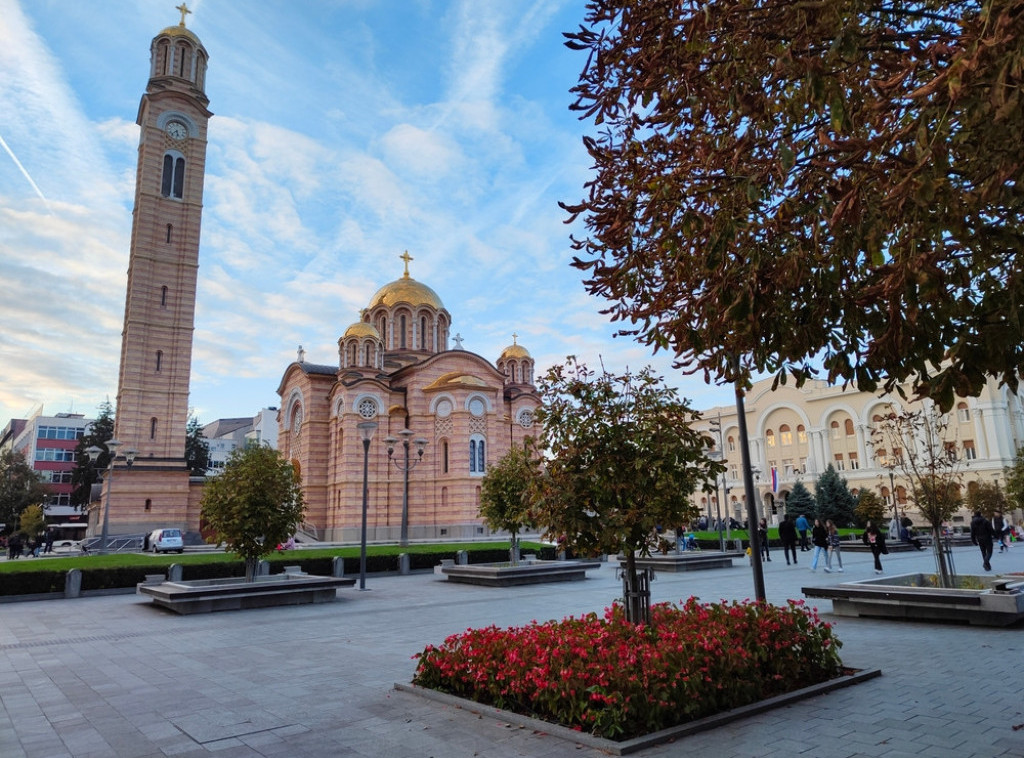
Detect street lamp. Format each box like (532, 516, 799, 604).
(85, 440, 137, 555)
(357, 421, 377, 591)
(889, 469, 898, 526)
(384, 429, 428, 547)
(708, 415, 726, 552)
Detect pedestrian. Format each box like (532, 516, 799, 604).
(899, 523, 925, 550)
(888, 514, 900, 542)
(757, 518, 771, 562)
(809, 518, 829, 572)
(8, 532, 22, 560)
(796, 513, 810, 551)
(826, 519, 844, 572)
(44, 528, 55, 554)
(862, 520, 887, 574)
(993, 511, 1009, 553)
(778, 514, 798, 565)
(971, 510, 995, 571)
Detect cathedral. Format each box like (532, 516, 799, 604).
(275, 255, 541, 542)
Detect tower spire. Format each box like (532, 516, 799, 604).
(176, 3, 192, 26)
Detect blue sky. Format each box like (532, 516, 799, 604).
(0, 0, 737, 429)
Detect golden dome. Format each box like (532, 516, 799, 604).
(500, 334, 531, 360)
(158, 24, 204, 47)
(343, 321, 381, 340)
(369, 273, 444, 310)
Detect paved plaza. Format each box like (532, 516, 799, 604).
(1, 544, 1022, 758)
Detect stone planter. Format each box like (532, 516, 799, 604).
(137, 572, 356, 614)
(440, 560, 598, 586)
(620, 551, 738, 573)
(803, 573, 1024, 626)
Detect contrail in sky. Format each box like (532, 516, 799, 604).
(0, 131, 51, 211)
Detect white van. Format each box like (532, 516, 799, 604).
(148, 528, 184, 553)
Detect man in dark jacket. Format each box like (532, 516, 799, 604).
(971, 511, 995, 571)
(778, 514, 798, 565)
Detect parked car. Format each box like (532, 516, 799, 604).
(148, 528, 184, 554)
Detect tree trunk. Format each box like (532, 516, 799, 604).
(509, 532, 520, 566)
(621, 551, 651, 625)
(930, 525, 953, 588)
(245, 556, 259, 583)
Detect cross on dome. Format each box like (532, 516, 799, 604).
(175, 3, 192, 26)
(400, 250, 413, 278)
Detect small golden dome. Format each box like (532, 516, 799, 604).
(343, 322, 381, 340)
(369, 274, 444, 310)
(158, 24, 204, 47)
(500, 334, 531, 360)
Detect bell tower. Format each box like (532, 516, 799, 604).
(100, 4, 212, 535)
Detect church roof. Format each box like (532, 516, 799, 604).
(369, 273, 444, 310)
(500, 335, 531, 360)
(343, 321, 381, 340)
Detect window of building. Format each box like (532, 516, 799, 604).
(783, 459, 794, 476)
(727, 436, 736, 452)
(834, 453, 845, 471)
(420, 316, 427, 349)
(945, 442, 957, 461)
(161, 153, 185, 199)
(365, 344, 373, 366)
(848, 452, 859, 470)
(765, 429, 775, 448)
(145, 499, 152, 511)
(442, 440, 449, 474)
(161, 285, 168, 306)
(831, 420, 840, 439)
(845, 418, 855, 436)
(797, 425, 807, 443)
(963, 440, 977, 460)
(729, 463, 738, 480)
(165, 225, 172, 243)
(155, 350, 162, 372)
(35, 448, 76, 462)
(36, 426, 84, 440)
(469, 436, 486, 475)
(357, 398, 377, 419)
(469, 397, 486, 417)
(957, 402, 971, 423)
(400, 315, 407, 348)
(150, 417, 158, 440)
(779, 424, 792, 445)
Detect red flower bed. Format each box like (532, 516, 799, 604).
(413, 598, 843, 740)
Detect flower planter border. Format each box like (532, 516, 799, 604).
(394, 667, 880, 755)
(440, 560, 598, 586)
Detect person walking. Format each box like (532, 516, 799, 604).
(971, 510, 995, 571)
(809, 518, 829, 572)
(825, 520, 844, 572)
(862, 521, 887, 574)
(796, 513, 810, 551)
(778, 514, 798, 565)
(993, 511, 1009, 553)
(757, 518, 771, 562)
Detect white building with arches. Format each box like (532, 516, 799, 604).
(275, 259, 540, 542)
(693, 376, 1024, 528)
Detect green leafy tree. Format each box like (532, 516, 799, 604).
(785, 480, 815, 519)
(854, 489, 885, 529)
(562, 0, 1024, 411)
(200, 445, 306, 581)
(531, 357, 723, 624)
(814, 465, 857, 527)
(71, 401, 115, 508)
(479, 445, 539, 565)
(0, 450, 48, 536)
(18, 504, 47, 541)
(872, 408, 964, 586)
(965, 481, 1007, 520)
(185, 414, 211, 476)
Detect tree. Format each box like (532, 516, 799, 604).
(531, 357, 722, 623)
(562, 0, 1024, 411)
(479, 445, 539, 565)
(814, 465, 857, 527)
(71, 401, 115, 508)
(185, 414, 210, 476)
(854, 490, 885, 528)
(199, 445, 306, 581)
(872, 408, 965, 586)
(965, 482, 1008, 520)
(18, 504, 47, 541)
(1004, 449, 1024, 518)
(785, 480, 815, 519)
(0, 451, 48, 536)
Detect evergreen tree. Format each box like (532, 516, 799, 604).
(71, 401, 114, 508)
(814, 465, 856, 527)
(785, 480, 815, 519)
(185, 414, 210, 476)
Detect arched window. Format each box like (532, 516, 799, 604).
(727, 435, 736, 452)
(155, 350, 162, 372)
(844, 418, 855, 436)
(797, 425, 807, 443)
(400, 315, 407, 348)
(166, 224, 172, 243)
(957, 402, 971, 422)
(160, 286, 168, 307)
(365, 344, 373, 366)
(469, 436, 486, 475)
(145, 498, 152, 511)
(349, 343, 356, 366)
(442, 440, 449, 474)
(765, 429, 775, 447)
(420, 316, 427, 349)
(161, 153, 185, 198)
(779, 424, 792, 445)
(831, 420, 840, 439)
(150, 417, 158, 440)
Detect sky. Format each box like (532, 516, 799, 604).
(0, 0, 739, 430)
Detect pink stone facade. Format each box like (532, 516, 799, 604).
(277, 270, 540, 542)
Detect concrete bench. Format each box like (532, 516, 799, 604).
(622, 552, 737, 573)
(138, 574, 356, 614)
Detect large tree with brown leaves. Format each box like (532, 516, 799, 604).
(563, 0, 1024, 410)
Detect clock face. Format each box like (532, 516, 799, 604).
(166, 121, 187, 140)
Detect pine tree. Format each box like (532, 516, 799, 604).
(786, 480, 815, 519)
(185, 414, 210, 476)
(815, 465, 856, 527)
(70, 401, 115, 508)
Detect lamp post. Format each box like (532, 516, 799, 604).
(384, 429, 428, 547)
(889, 469, 898, 526)
(85, 440, 137, 555)
(357, 421, 377, 591)
(708, 415, 726, 552)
